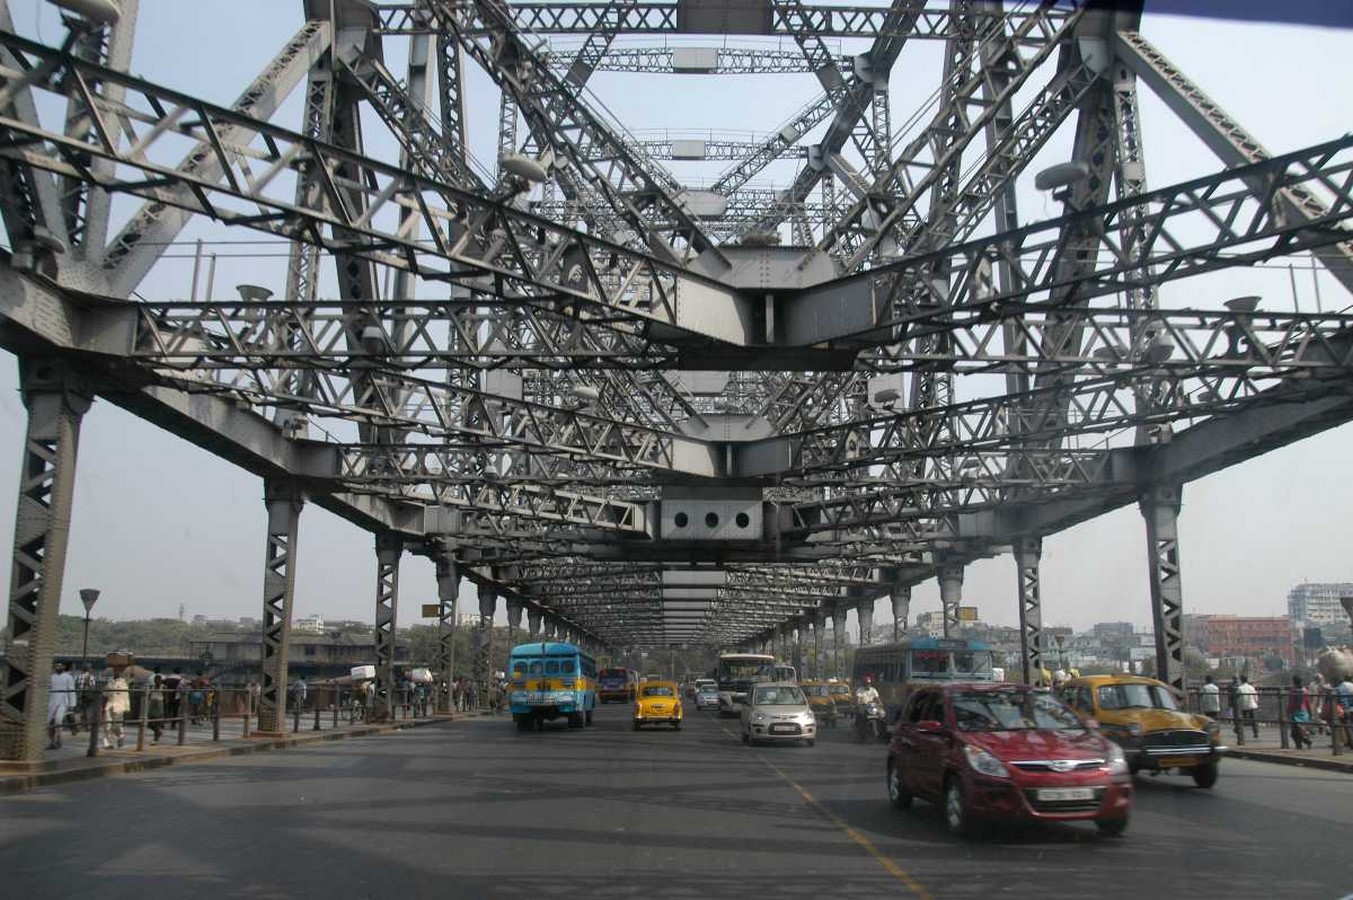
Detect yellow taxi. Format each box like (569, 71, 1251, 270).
(801, 680, 840, 727)
(633, 679, 683, 730)
(1059, 673, 1225, 788)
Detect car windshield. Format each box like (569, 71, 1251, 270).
(1097, 683, 1179, 711)
(830, 683, 852, 697)
(697, 687, 717, 696)
(951, 690, 1086, 732)
(642, 686, 674, 697)
(753, 686, 806, 706)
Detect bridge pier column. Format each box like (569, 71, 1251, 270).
(433, 551, 460, 714)
(506, 597, 523, 648)
(812, 612, 826, 679)
(1140, 485, 1185, 693)
(374, 534, 402, 722)
(1015, 538, 1044, 685)
(830, 604, 847, 680)
(857, 601, 875, 646)
(526, 607, 542, 637)
(475, 586, 497, 709)
(939, 564, 964, 638)
(257, 481, 303, 734)
(890, 586, 911, 644)
(0, 360, 91, 762)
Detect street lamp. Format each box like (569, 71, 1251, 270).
(1053, 633, 1066, 671)
(78, 588, 100, 669)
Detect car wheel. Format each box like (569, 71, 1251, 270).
(804, 738, 816, 748)
(741, 728, 751, 745)
(1191, 761, 1219, 788)
(514, 715, 530, 733)
(632, 720, 641, 731)
(944, 778, 972, 838)
(585, 709, 594, 726)
(1096, 816, 1129, 837)
(673, 720, 681, 730)
(886, 760, 913, 810)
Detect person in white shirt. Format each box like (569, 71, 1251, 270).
(1199, 675, 1221, 716)
(47, 661, 77, 749)
(1236, 675, 1259, 738)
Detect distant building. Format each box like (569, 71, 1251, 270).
(294, 614, 326, 633)
(1092, 622, 1135, 641)
(1185, 615, 1296, 666)
(1287, 582, 1353, 629)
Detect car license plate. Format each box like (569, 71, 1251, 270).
(1036, 787, 1094, 802)
(1158, 756, 1195, 768)
(770, 724, 797, 734)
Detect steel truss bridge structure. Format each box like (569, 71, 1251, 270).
(1, 0, 1351, 761)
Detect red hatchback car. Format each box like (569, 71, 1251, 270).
(887, 683, 1133, 837)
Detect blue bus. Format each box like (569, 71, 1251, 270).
(852, 637, 996, 721)
(508, 641, 598, 731)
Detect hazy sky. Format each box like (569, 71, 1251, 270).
(0, 2, 1350, 637)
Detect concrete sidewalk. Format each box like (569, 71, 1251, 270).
(1217, 723, 1353, 774)
(0, 714, 464, 795)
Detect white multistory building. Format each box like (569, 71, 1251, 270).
(1287, 583, 1353, 629)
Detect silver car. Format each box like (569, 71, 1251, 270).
(740, 682, 817, 747)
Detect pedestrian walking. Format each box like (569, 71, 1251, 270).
(290, 675, 308, 711)
(1236, 675, 1259, 738)
(102, 668, 130, 749)
(1336, 673, 1353, 749)
(247, 679, 261, 716)
(147, 675, 166, 743)
(1199, 674, 1222, 716)
(1287, 675, 1313, 749)
(47, 661, 76, 749)
(74, 664, 96, 733)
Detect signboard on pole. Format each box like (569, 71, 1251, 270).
(957, 606, 979, 622)
(422, 604, 442, 619)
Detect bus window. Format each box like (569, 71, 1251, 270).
(546, 660, 560, 675)
(911, 649, 951, 675)
(561, 659, 576, 674)
(512, 661, 527, 675)
(529, 661, 543, 676)
(953, 649, 994, 676)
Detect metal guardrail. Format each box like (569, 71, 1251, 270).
(1184, 686, 1351, 756)
(44, 684, 444, 759)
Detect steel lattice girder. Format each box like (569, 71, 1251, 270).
(0, 5, 1350, 651)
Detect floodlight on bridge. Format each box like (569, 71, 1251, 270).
(236, 284, 274, 302)
(47, 0, 121, 24)
(570, 384, 601, 403)
(1225, 295, 1261, 313)
(1142, 332, 1176, 364)
(500, 153, 550, 183)
(1034, 160, 1090, 192)
(873, 387, 901, 405)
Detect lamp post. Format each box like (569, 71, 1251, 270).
(1053, 633, 1066, 671)
(78, 588, 100, 669)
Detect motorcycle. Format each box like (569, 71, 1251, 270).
(853, 700, 890, 743)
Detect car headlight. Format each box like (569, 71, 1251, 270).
(753, 713, 767, 723)
(1106, 741, 1129, 775)
(1205, 720, 1222, 740)
(962, 744, 1010, 778)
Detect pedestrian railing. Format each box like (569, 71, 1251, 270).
(1184, 685, 1351, 756)
(54, 683, 449, 759)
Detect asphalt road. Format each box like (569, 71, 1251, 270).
(1, 702, 1350, 899)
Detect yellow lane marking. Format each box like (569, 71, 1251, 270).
(720, 724, 932, 899)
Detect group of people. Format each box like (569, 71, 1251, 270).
(1197, 671, 1353, 749)
(46, 661, 216, 750)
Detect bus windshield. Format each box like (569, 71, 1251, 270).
(910, 648, 995, 678)
(716, 655, 776, 691)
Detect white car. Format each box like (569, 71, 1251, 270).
(740, 682, 816, 747)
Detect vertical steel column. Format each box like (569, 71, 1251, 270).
(830, 604, 847, 679)
(0, 360, 90, 762)
(526, 607, 542, 637)
(506, 598, 523, 649)
(812, 611, 826, 679)
(374, 534, 402, 722)
(857, 601, 875, 646)
(1014, 538, 1044, 685)
(433, 551, 459, 714)
(1141, 485, 1185, 693)
(938, 564, 964, 638)
(257, 481, 303, 734)
(890, 586, 910, 644)
(474, 585, 497, 709)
